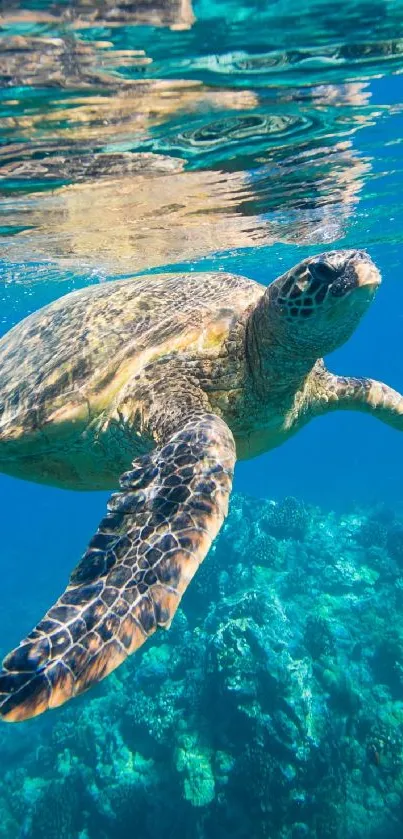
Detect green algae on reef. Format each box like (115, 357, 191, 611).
(1, 494, 403, 838)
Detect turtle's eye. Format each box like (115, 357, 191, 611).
(308, 261, 337, 286)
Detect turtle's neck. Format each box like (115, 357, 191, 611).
(245, 293, 318, 401)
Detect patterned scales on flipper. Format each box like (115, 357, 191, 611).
(0, 414, 235, 722)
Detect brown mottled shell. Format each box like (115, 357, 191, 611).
(0, 272, 262, 486)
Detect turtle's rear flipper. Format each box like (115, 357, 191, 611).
(0, 414, 235, 722)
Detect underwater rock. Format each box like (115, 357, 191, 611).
(304, 614, 334, 659)
(371, 631, 403, 699)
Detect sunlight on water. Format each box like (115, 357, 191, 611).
(0, 0, 402, 282)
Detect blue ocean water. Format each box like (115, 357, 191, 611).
(1, 1, 403, 837)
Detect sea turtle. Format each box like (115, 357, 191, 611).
(1, 249, 402, 722)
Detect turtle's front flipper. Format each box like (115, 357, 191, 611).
(322, 372, 403, 429)
(0, 413, 235, 722)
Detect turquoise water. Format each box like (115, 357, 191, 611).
(1, 1, 403, 836)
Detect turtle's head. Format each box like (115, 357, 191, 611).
(266, 249, 381, 357)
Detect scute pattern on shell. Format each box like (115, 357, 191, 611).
(0, 271, 259, 435)
(0, 271, 260, 489)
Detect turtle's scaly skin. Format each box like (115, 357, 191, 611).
(1, 249, 403, 722)
(0, 413, 235, 721)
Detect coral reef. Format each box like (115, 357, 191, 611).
(387, 524, 403, 566)
(260, 496, 309, 541)
(1, 493, 403, 838)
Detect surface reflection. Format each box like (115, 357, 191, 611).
(0, 0, 402, 277)
(1, 140, 369, 272)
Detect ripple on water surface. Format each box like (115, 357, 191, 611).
(0, 0, 402, 285)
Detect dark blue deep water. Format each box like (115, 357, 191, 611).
(1, 2, 403, 837)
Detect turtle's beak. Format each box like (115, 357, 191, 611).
(349, 250, 381, 291)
